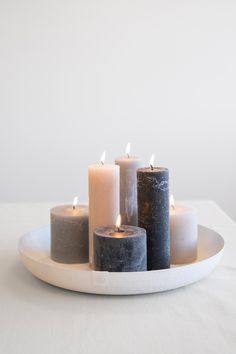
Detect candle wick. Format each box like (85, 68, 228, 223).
(73, 205, 76, 210)
(101, 161, 104, 165)
(127, 153, 130, 158)
(150, 165, 154, 170)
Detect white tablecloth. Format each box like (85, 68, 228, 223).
(0, 201, 235, 354)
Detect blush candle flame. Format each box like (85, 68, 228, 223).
(149, 154, 155, 170)
(72, 196, 78, 210)
(170, 194, 175, 210)
(126, 142, 131, 158)
(116, 214, 122, 232)
(100, 151, 106, 165)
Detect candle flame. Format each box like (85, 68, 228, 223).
(149, 154, 155, 169)
(73, 196, 78, 210)
(116, 214, 121, 229)
(100, 151, 106, 165)
(170, 194, 175, 209)
(126, 142, 131, 157)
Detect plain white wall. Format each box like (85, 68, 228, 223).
(0, 0, 235, 220)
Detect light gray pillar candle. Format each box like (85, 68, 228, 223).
(94, 217, 147, 272)
(115, 144, 143, 226)
(51, 202, 89, 264)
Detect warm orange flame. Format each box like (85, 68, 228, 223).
(170, 194, 175, 209)
(73, 196, 78, 209)
(116, 214, 121, 229)
(149, 154, 155, 169)
(100, 151, 106, 165)
(126, 142, 131, 157)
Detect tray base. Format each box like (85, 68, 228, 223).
(18, 225, 224, 295)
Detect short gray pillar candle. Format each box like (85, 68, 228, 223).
(137, 156, 170, 270)
(94, 217, 147, 272)
(51, 200, 89, 264)
(115, 143, 143, 226)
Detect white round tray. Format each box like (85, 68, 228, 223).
(18, 225, 224, 295)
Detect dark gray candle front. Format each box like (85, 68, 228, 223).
(51, 205, 89, 264)
(94, 225, 147, 272)
(137, 167, 170, 270)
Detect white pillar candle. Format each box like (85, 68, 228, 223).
(115, 143, 143, 226)
(170, 196, 198, 264)
(89, 152, 120, 266)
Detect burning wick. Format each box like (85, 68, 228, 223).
(115, 214, 123, 233)
(72, 196, 78, 210)
(170, 194, 175, 210)
(149, 154, 155, 170)
(126, 142, 131, 158)
(100, 151, 106, 165)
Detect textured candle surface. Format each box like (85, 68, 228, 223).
(170, 206, 198, 264)
(94, 225, 147, 272)
(89, 164, 119, 266)
(137, 167, 170, 270)
(115, 156, 143, 226)
(51, 205, 88, 264)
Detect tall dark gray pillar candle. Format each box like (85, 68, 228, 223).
(137, 167, 170, 270)
(94, 225, 147, 272)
